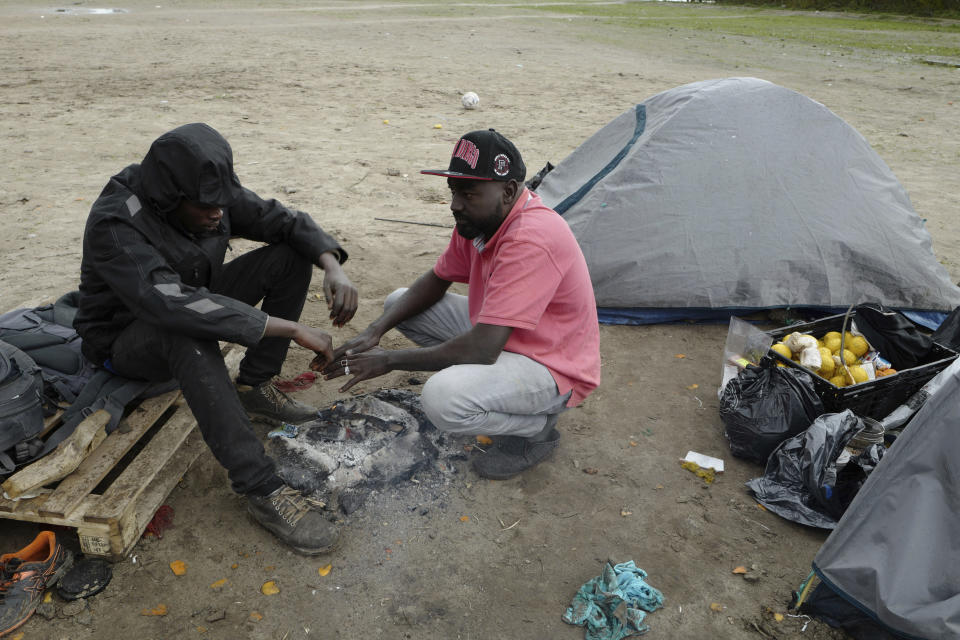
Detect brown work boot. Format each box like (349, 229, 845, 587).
(237, 381, 318, 426)
(247, 485, 340, 555)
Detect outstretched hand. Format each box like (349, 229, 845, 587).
(318, 327, 382, 373)
(322, 346, 391, 393)
(292, 326, 334, 370)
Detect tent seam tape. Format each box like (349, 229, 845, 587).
(555, 104, 646, 216)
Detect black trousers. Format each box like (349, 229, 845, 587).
(108, 244, 312, 495)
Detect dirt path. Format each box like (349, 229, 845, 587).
(1, 2, 957, 638)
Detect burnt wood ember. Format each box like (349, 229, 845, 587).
(267, 389, 466, 514)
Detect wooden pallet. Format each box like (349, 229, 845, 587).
(0, 348, 241, 560)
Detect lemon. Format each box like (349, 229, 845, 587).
(844, 331, 856, 344)
(823, 335, 842, 353)
(848, 335, 869, 358)
(829, 375, 847, 388)
(771, 343, 792, 359)
(845, 365, 868, 384)
(818, 349, 835, 376)
(834, 348, 856, 365)
(823, 331, 842, 342)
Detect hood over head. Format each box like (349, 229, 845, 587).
(139, 123, 244, 214)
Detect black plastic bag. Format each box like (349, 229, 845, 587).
(932, 304, 960, 353)
(855, 303, 932, 369)
(719, 365, 825, 464)
(745, 410, 885, 529)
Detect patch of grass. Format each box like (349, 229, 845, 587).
(528, 2, 960, 58)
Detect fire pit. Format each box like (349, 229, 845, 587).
(266, 389, 467, 514)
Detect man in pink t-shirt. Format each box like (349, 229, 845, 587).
(321, 129, 600, 479)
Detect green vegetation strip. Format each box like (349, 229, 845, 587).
(528, 2, 960, 58)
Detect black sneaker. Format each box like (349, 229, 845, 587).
(472, 427, 561, 480)
(248, 486, 340, 555)
(56, 558, 113, 601)
(0, 531, 73, 637)
(237, 381, 319, 426)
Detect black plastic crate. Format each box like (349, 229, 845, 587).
(763, 312, 958, 420)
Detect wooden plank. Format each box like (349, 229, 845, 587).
(83, 403, 197, 524)
(0, 411, 66, 512)
(77, 521, 114, 558)
(0, 494, 99, 528)
(0, 342, 243, 556)
(37, 390, 181, 519)
(0, 492, 42, 515)
(0, 495, 22, 514)
(1, 410, 110, 499)
(112, 428, 205, 560)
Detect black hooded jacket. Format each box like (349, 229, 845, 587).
(74, 123, 346, 364)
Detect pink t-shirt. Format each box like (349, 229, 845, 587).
(433, 188, 601, 407)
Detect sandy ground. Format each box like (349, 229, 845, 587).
(1, 1, 958, 638)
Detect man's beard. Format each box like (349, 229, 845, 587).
(455, 222, 480, 240)
(455, 201, 503, 241)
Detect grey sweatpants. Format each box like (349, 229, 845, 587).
(386, 289, 570, 437)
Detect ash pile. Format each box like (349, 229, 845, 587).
(266, 389, 466, 514)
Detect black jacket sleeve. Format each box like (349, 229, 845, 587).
(88, 218, 268, 347)
(228, 187, 347, 266)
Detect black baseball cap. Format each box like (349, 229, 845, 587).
(422, 129, 526, 182)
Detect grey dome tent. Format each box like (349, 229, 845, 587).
(798, 357, 960, 638)
(534, 77, 960, 327)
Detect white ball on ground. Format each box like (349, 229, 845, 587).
(461, 91, 480, 110)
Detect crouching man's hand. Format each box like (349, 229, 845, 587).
(324, 347, 390, 393)
(320, 327, 383, 373)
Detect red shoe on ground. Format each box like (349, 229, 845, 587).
(0, 531, 73, 638)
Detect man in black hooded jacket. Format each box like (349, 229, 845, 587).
(74, 123, 354, 554)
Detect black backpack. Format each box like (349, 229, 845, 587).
(0, 341, 46, 473)
(0, 292, 173, 478)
